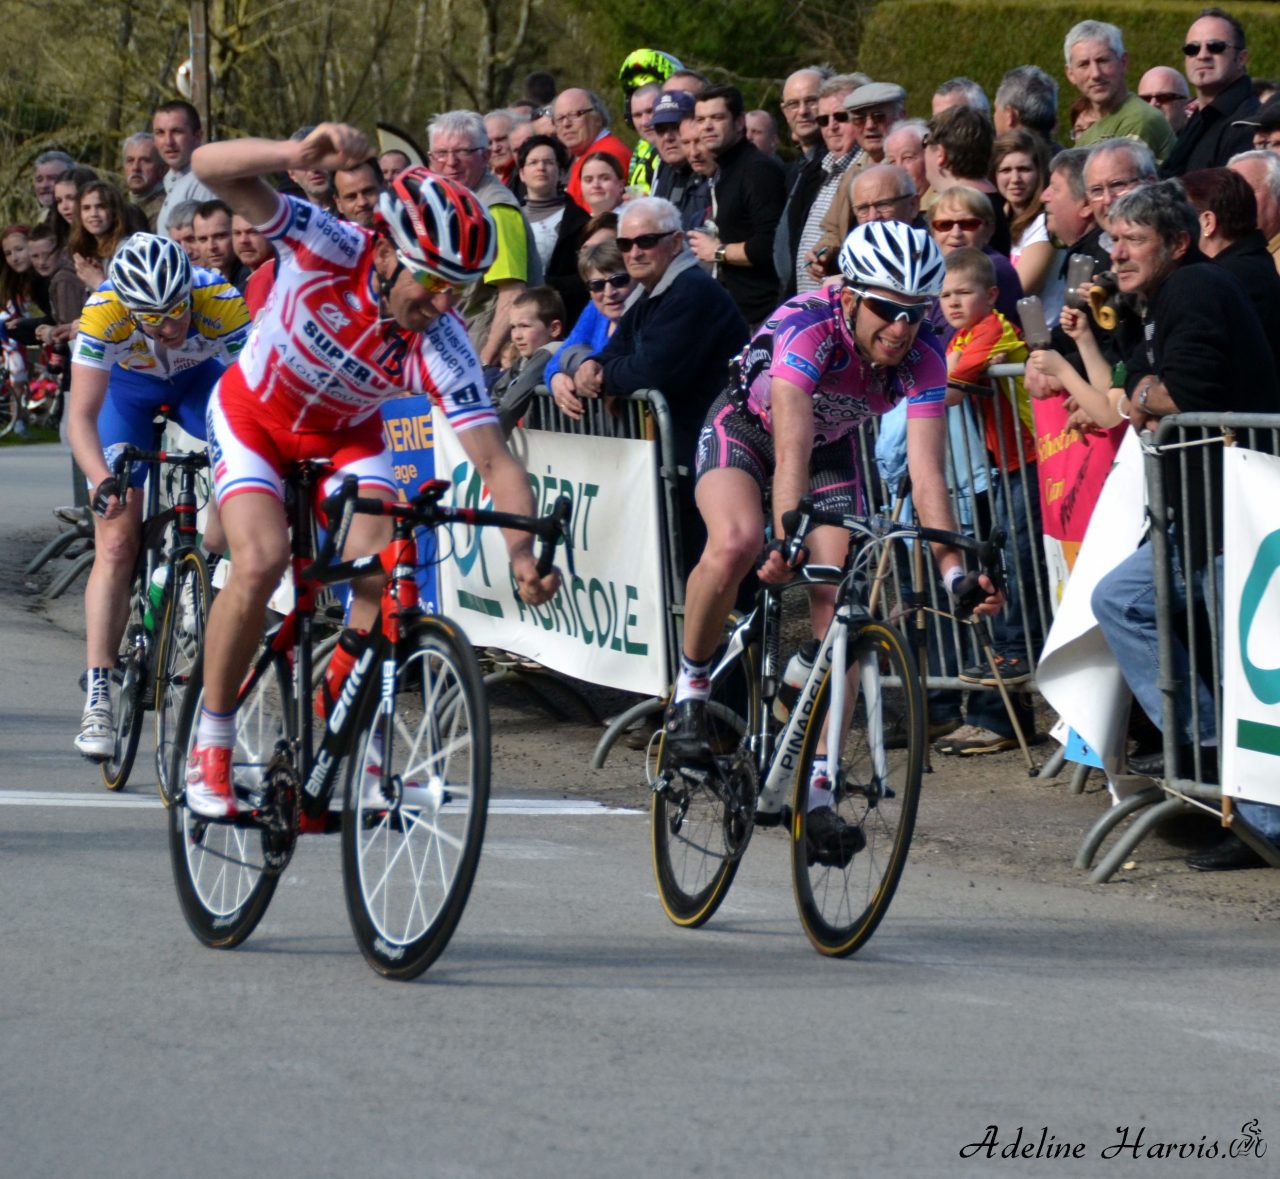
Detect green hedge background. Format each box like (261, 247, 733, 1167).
(856, 0, 1280, 130)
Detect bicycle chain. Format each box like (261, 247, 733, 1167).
(261, 739, 300, 874)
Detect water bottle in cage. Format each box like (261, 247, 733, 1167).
(773, 638, 820, 723)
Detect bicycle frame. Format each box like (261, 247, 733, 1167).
(711, 564, 863, 816)
(708, 503, 980, 814)
(231, 467, 570, 830)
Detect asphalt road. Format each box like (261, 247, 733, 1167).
(3, 444, 1277, 1178)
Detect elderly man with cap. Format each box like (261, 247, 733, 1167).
(775, 73, 864, 297)
(650, 90, 710, 229)
(806, 82, 907, 275)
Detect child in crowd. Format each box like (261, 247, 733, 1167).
(933, 247, 1045, 753)
(1027, 305, 1127, 430)
(941, 247, 1035, 473)
(492, 285, 566, 432)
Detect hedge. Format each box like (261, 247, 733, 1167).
(856, 0, 1280, 131)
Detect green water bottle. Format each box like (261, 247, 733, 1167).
(143, 563, 170, 632)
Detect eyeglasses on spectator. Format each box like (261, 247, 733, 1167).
(1183, 39, 1236, 56)
(616, 230, 678, 253)
(586, 272, 631, 294)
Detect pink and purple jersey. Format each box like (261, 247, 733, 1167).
(219, 193, 495, 435)
(732, 284, 946, 446)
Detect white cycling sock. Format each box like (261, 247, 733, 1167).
(195, 705, 235, 749)
(85, 667, 111, 711)
(807, 757, 833, 811)
(674, 653, 712, 704)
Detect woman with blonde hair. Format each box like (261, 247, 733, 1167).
(926, 185, 1023, 339)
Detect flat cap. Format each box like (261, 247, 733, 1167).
(844, 82, 907, 111)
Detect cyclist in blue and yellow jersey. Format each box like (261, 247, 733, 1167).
(66, 233, 250, 761)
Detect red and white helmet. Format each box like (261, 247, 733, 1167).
(375, 167, 496, 284)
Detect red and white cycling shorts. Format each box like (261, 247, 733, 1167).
(206, 371, 397, 508)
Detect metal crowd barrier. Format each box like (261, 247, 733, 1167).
(514, 371, 1059, 769)
(515, 386, 687, 765)
(1077, 412, 1280, 880)
(848, 362, 1053, 767)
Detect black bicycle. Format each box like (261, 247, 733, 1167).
(651, 500, 1004, 957)
(97, 427, 214, 804)
(168, 463, 571, 980)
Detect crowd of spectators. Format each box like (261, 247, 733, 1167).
(10, 6, 1280, 867)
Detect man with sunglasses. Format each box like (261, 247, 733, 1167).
(667, 220, 1002, 862)
(1162, 8, 1259, 176)
(571, 196, 747, 575)
(782, 74, 862, 298)
(66, 233, 248, 760)
(181, 124, 560, 818)
(1138, 67, 1195, 136)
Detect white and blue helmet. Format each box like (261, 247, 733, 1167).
(837, 221, 945, 298)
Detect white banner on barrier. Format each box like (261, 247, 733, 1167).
(1035, 429, 1147, 792)
(434, 419, 670, 697)
(1222, 447, 1280, 808)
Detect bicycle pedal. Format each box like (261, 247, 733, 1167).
(753, 805, 790, 829)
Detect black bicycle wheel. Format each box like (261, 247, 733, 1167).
(791, 621, 924, 957)
(341, 618, 490, 980)
(651, 624, 759, 928)
(154, 550, 212, 806)
(100, 582, 148, 791)
(168, 648, 292, 949)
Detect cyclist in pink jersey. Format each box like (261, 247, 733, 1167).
(667, 222, 1003, 861)
(185, 124, 559, 818)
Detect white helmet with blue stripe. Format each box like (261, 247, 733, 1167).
(837, 221, 945, 298)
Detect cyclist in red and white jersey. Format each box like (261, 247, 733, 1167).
(186, 123, 559, 818)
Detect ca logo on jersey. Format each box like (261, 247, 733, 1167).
(318, 302, 351, 332)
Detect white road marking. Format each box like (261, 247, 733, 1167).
(0, 790, 642, 816)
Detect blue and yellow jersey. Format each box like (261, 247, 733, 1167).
(72, 266, 250, 379)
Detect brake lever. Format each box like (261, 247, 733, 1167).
(536, 495, 572, 578)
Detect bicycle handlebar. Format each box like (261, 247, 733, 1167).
(304, 477, 574, 584)
(109, 445, 211, 491)
(779, 496, 1006, 606)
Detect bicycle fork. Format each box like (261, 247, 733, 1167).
(756, 599, 877, 816)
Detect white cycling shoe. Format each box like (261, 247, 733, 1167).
(75, 703, 114, 761)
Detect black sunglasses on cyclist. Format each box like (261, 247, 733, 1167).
(815, 111, 852, 127)
(586, 272, 631, 294)
(1183, 39, 1235, 56)
(616, 230, 677, 253)
(849, 287, 930, 325)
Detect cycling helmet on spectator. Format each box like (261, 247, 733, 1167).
(618, 48, 683, 125)
(837, 221, 945, 299)
(375, 166, 496, 285)
(108, 233, 192, 313)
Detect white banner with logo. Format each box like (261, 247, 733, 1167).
(434, 418, 670, 697)
(1222, 447, 1280, 808)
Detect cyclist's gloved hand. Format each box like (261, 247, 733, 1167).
(91, 475, 124, 520)
(756, 538, 808, 586)
(947, 570, 1002, 619)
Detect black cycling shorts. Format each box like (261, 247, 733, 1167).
(693, 391, 864, 516)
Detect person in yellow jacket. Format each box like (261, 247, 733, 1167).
(618, 48, 683, 195)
